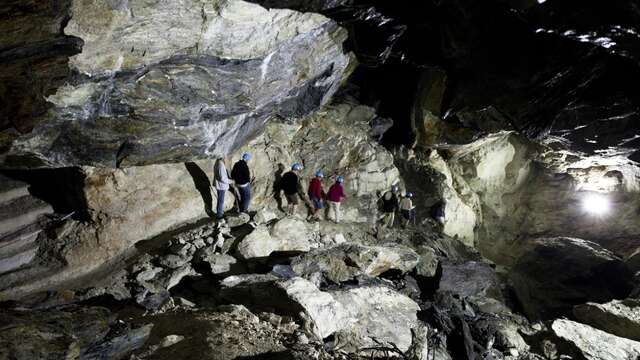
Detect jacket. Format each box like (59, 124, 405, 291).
(214, 161, 230, 191)
(231, 160, 251, 185)
(280, 171, 300, 195)
(380, 192, 398, 213)
(308, 178, 324, 199)
(326, 183, 345, 202)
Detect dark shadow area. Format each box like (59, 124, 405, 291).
(272, 163, 285, 212)
(1, 167, 89, 221)
(234, 351, 297, 360)
(184, 162, 213, 218)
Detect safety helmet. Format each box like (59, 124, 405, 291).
(315, 170, 324, 178)
(336, 176, 345, 183)
(406, 192, 413, 198)
(242, 152, 251, 161)
(391, 185, 399, 193)
(292, 163, 303, 171)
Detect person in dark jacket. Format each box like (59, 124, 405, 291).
(326, 176, 346, 223)
(379, 185, 399, 229)
(231, 152, 252, 213)
(280, 163, 304, 215)
(307, 170, 325, 221)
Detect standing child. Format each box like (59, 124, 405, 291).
(307, 170, 325, 221)
(400, 192, 416, 228)
(326, 176, 346, 223)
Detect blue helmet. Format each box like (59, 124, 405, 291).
(336, 176, 345, 183)
(292, 163, 303, 171)
(315, 170, 324, 178)
(242, 152, 251, 161)
(391, 185, 399, 193)
(406, 192, 413, 198)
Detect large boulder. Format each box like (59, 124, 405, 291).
(291, 243, 420, 284)
(551, 319, 640, 360)
(236, 218, 313, 259)
(331, 286, 420, 353)
(220, 275, 348, 340)
(1, 0, 352, 168)
(439, 260, 502, 301)
(574, 299, 640, 341)
(510, 237, 635, 320)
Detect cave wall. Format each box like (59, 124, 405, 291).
(1, 0, 353, 168)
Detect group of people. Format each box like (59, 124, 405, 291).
(279, 164, 347, 223)
(378, 185, 417, 229)
(213, 153, 253, 223)
(212, 153, 444, 230)
(212, 155, 348, 224)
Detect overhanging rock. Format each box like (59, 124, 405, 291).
(1, 0, 352, 168)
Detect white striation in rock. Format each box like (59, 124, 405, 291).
(3, 0, 352, 168)
(552, 319, 640, 360)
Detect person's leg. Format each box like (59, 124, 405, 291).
(216, 189, 225, 219)
(335, 202, 341, 223)
(240, 185, 251, 213)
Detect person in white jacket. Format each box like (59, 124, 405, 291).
(213, 158, 233, 222)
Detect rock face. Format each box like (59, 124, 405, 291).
(1, 161, 225, 298)
(291, 243, 420, 284)
(551, 319, 640, 360)
(239, 103, 400, 221)
(574, 299, 640, 341)
(1, 0, 352, 168)
(510, 237, 634, 320)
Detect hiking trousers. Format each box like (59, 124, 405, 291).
(328, 201, 341, 223)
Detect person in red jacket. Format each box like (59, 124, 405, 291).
(307, 170, 325, 221)
(326, 176, 346, 223)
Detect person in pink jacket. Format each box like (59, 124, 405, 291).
(326, 176, 346, 223)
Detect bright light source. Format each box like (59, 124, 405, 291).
(581, 193, 611, 216)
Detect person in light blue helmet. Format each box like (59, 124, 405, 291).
(231, 152, 252, 213)
(326, 176, 346, 223)
(307, 170, 325, 221)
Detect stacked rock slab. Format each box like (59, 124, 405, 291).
(0, 174, 52, 277)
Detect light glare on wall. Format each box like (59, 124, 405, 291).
(581, 193, 611, 216)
